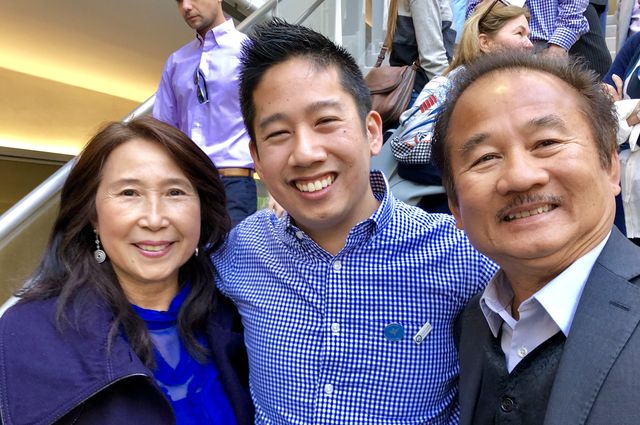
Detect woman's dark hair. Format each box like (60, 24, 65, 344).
(18, 116, 231, 367)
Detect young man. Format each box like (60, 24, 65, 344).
(212, 19, 497, 424)
(433, 53, 640, 424)
(153, 0, 255, 225)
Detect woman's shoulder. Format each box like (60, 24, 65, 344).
(0, 296, 83, 365)
(0, 296, 58, 333)
(2, 289, 110, 331)
(1, 291, 114, 363)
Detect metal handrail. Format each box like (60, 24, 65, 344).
(0, 0, 329, 244)
(121, 0, 313, 121)
(0, 158, 75, 242)
(296, 0, 325, 24)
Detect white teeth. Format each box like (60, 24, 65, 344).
(295, 175, 335, 193)
(506, 204, 553, 221)
(138, 244, 167, 252)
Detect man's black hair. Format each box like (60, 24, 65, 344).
(239, 18, 372, 144)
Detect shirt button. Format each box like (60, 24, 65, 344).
(331, 323, 340, 335)
(517, 347, 528, 358)
(500, 396, 515, 412)
(324, 383, 334, 395)
(333, 261, 342, 271)
(295, 231, 304, 239)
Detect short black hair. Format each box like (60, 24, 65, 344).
(432, 52, 617, 205)
(239, 18, 371, 144)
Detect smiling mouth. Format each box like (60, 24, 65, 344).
(135, 243, 172, 252)
(294, 174, 335, 193)
(503, 204, 557, 222)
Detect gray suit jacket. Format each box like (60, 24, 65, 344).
(457, 228, 640, 425)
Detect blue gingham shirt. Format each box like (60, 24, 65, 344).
(213, 171, 497, 424)
(467, 0, 588, 51)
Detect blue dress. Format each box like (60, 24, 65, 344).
(132, 285, 237, 425)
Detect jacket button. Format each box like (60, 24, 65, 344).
(500, 396, 515, 412)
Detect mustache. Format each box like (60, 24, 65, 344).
(496, 193, 563, 221)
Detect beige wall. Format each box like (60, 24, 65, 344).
(0, 68, 139, 155)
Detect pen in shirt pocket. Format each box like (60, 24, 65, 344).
(413, 321, 432, 345)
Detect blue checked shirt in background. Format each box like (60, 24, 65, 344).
(213, 171, 498, 424)
(467, 0, 588, 51)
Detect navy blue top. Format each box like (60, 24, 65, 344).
(604, 32, 640, 99)
(132, 286, 237, 425)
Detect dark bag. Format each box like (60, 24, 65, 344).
(397, 162, 442, 186)
(364, 46, 419, 128)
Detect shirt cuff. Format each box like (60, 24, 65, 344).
(548, 28, 581, 51)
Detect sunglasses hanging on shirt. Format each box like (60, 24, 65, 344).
(193, 68, 209, 104)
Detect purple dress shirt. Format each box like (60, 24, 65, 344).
(153, 19, 253, 169)
(466, 0, 589, 51)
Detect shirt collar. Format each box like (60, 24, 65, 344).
(480, 231, 611, 337)
(196, 18, 235, 46)
(480, 271, 514, 337)
(366, 170, 394, 233)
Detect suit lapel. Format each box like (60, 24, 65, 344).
(458, 296, 493, 425)
(544, 230, 640, 425)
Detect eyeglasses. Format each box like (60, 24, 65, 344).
(478, 0, 526, 24)
(193, 68, 209, 104)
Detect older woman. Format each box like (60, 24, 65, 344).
(387, 0, 532, 207)
(0, 117, 253, 424)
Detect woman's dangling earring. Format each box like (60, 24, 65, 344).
(94, 229, 106, 264)
(194, 247, 199, 257)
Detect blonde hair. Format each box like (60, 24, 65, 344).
(384, 0, 399, 49)
(446, 0, 530, 73)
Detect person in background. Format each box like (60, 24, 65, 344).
(0, 117, 253, 424)
(153, 0, 256, 226)
(468, 0, 610, 79)
(213, 18, 497, 424)
(387, 0, 532, 212)
(433, 52, 640, 425)
(451, 0, 469, 44)
(466, 0, 588, 58)
(606, 32, 640, 100)
(569, 0, 612, 79)
(388, 0, 456, 94)
(604, 32, 640, 245)
(595, 0, 608, 34)
(617, 0, 640, 52)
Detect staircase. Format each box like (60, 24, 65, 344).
(0, 0, 386, 306)
(606, 11, 617, 59)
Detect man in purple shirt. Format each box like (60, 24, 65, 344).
(154, 0, 256, 225)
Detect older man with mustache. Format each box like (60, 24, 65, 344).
(432, 52, 640, 425)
